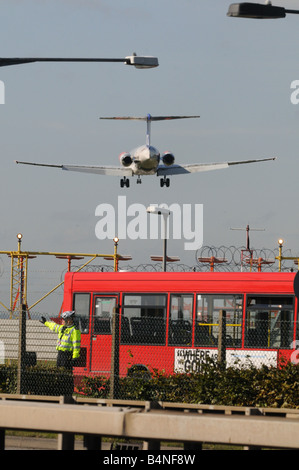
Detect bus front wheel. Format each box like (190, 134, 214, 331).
(127, 364, 151, 381)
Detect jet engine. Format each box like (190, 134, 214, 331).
(119, 152, 133, 167)
(162, 152, 175, 166)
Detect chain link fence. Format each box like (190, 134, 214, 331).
(0, 244, 298, 400)
(0, 309, 297, 399)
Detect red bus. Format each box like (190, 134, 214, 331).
(62, 271, 299, 378)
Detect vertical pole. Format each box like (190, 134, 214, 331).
(162, 214, 167, 272)
(0, 429, 5, 450)
(110, 306, 120, 399)
(83, 434, 102, 450)
(57, 396, 75, 450)
(17, 303, 27, 394)
(143, 440, 161, 450)
(10, 255, 13, 318)
(17, 231, 27, 394)
(278, 242, 282, 272)
(113, 238, 119, 272)
(218, 310, 226, 369)
(163, 238, 167, 272)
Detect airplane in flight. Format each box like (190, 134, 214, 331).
(16, 114, 276, 188)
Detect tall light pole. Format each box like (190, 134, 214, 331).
(113, 237, 119, 272)
(147, 205, 171, 272)
(278, 238, 284, 272)
(0, 53, 159, 69)
(275, 239, 299, 271)
(16, 233, 26, 394)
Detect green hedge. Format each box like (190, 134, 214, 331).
(0, 364, 73, 396)
(78, 358, 299, 408)
(1, 358, 298, 408)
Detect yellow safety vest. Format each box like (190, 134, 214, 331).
(45, 321, 81, 359)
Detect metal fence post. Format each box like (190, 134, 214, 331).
(110, 306, 120, 399)
(0, 429, 4, 450)
(57, 396, 75, 450)
(218, 309, 226, 369)
(17, 303, 27, 394)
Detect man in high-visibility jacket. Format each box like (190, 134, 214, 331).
(40, 310, 81, 370)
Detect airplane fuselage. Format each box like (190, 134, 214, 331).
(129, 144, 160, 175)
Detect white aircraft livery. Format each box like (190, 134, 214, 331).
(16, 114, 276, 188)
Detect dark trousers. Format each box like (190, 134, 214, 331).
(57, 350, 73, 370)
(56, 350, 74, 395)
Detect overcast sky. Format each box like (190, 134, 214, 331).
(0, 0, 299, 314)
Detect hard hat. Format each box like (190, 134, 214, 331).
(62, 310, 75, 320)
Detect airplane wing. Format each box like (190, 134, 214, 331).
(16, 156, 276, 178)
(157, 157, 276, 175)
(62, 164, 132, 176)
(15, 161, 133, 176)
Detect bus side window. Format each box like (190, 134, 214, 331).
(245, 295, 294, 349)
(93, 297, 116, 335)
(121, 294, 166, 345)
(168, 294, 193, 346)
(195, 294, 243, 347)
(121, 316, 131, 343)
(73, 293, 90, 333)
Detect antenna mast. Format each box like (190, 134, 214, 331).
(230, 224, 265, 270)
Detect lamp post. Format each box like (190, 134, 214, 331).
(275, 239, 299, 271)
(227, 2, 299, 19)
(113, 237, 119, 272)
(16, 233, 26, 394)
(0, 53, 159, 69)
(147, 206, 171, 272)
(278, 238, 284, 272)
(16, 233, 24, 307)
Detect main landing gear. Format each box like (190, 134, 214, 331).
(120, 176, 143, 187)
(160, 176, 170, 187)
(120, 176, 170, 188)
(120, 177, 130, 188)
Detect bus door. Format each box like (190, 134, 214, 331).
(90, 295, 118, 373)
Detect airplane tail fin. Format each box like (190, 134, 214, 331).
(100, 114, 200, 121)
(100, 114, 200, 146)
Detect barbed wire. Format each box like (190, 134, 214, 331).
(63, 246, 298, 274)
(1, 245, 298, 283)
(195, 245, 296, 272)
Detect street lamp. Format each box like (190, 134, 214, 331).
(147, 205, 171, 272)
(17, 233, 22, 252)
(227, 2, 299, 19)
(278, 238, 284, 272)
(105, 237, 132, 271)
(0, 53, 159, 69)
(113, 237, 119, 272)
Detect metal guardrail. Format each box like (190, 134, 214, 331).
(0, 394, 298, 450)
